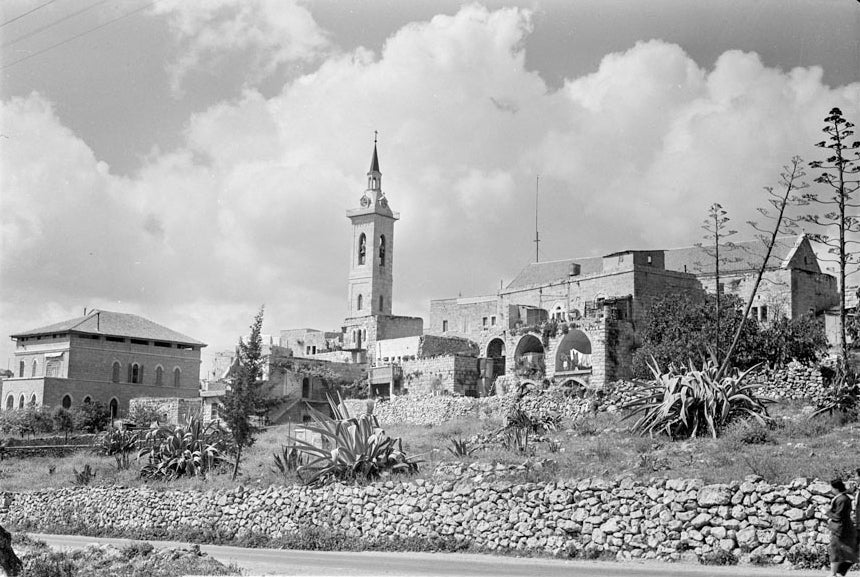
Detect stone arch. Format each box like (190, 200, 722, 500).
(486, 338, 506, 359)
(109, 398, 119, 420)
(514, 333, 545, 377)
(555, 329, 593, 372)
(5, 395, 13, 410)
(514, 334, 544, 358)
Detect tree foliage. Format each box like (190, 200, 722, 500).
(221, 306, 277, 480)
(633, 293, 827, 378)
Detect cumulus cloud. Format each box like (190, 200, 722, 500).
(153, 0, 330, 94)
(2, 4, 859, 362)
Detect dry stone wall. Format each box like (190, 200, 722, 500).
(750, 361, 827, 404)
(0, 476, 839, 565)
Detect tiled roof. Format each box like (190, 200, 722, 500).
(11, 309, 206, 346)
(664, 236, 798, 276)
(505, 236, 805, 290)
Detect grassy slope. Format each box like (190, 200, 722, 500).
(1, 401, 857, 492)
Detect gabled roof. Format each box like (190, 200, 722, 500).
(11, 309, 206, 346)
(505, 256, 603, 290)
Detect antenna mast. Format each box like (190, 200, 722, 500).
(534, 175, 540, 262)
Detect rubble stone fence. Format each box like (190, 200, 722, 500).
(0, 476, 838, 565)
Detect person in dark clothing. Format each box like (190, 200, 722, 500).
(829, 479, 858, 576)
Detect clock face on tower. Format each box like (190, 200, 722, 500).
(360, 195, 371, 208)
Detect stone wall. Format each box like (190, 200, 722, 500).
(0, 477, 840, 565)
(750, 361, 827, 404)
(399, 355, 480, 396)
(128, 397, 202, 424)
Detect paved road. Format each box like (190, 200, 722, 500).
(28, 533, 823, 576)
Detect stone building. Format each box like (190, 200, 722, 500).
(199, 346, 364, 424)
(425, 234, 838, 391)
(2, 310, 205, 417)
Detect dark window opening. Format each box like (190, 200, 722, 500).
(357, 294, 363, 310)
(302, 377, 310, 398)
(442, 320, 448, 332)
(18, 360, 24, 378)
(112, 361, 121, 383)
(379, 234, 386, 266)
(154, 341, 172, 348)
(173, 368, 181, 387)
(155, 366, 164, 385)
(358, 233, 366, 265)
(62, 395, 72, 409)
(130, 338, 148, 346)
(379, 295, 384, 311)
(106, 336, 125, 343)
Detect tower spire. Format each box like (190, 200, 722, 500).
(367, 131, 381, 192)
(369, 131, 380, 174)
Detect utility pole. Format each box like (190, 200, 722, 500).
(534, 175, 540, 262)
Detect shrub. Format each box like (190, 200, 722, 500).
(289, 392, 422, 485)
(72, 463, 96, 485)
(698, 549, 738, 566)
(722, 418, 776, 446)
(52, 407, 75, 440)
(120, 541, 154, 560)
(22, 551, 77, 577)
(138, 415, 232, 480)
(73, 401, 111, 433)
(786, 544, 829, 569)
(623, 358, 773, 439)
(127, 404, 163, 428)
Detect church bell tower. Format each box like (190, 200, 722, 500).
(346, 134, 398, 319)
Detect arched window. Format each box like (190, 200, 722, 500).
(379, 295, 384, 311)
(109, 398, 118, 419)
(30, 394, 37, 406)
(173, 367, 181, 387)
(379, 234, 386, 266)
(357, 294, 363, 310)
(18, 395, 25, 409)
(155, 366, 164, 386)
(62, 395, 72, 409)
(83, 396, 92, 404)
(358, 233, 366, 265)
(131, 363, 140, 384)
(31, 359, 38, 377)
(18, 360, 24, 378)
(5, 395, 13, 410)
(112, 361, 121, 383)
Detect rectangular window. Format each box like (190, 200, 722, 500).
(760, 306, 768, 322)
(462, 318, 469, 332)
(482, 317, 488, 327)
(442, 320, 448, 332)
(154, 341, 172, 348)
(106, 336, 125, 343)
(130, 339, 148, 346)
(647, 255, 653, 265)
(491, 316, 496, 326)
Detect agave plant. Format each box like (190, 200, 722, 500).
(621, 358, 773, 439)
(288, 392, 422, 485)
(96, 428, 139, 470)
(810, 366, 858, 422)
(447, 437, 478, 458)
(137, 416, 232, 480)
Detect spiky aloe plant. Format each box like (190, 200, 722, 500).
(447, 437, 478, 458)
(96, 428, 139, 470)
(138, 415, 232, 480)
(621, 358, 773, 439)
(288, 392, 422, 485)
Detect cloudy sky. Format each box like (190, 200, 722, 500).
(1, 0, 858, 370)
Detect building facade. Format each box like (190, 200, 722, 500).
(3, 310, 205, 416)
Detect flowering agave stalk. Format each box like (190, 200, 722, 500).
(137, 415, 232, 480)
(621, 357, 773, 439)
(288, 391, 422, 485)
